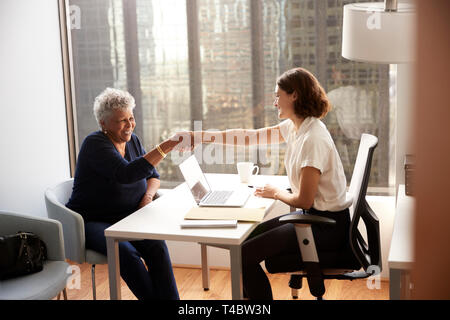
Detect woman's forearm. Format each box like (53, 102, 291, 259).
(197, 128, 277, 146)
(138, 178, 161, 209)
(197, 129, 253, 146)
(145, 178, 160, 199)
(255, 183, 314, 210)
(273, 167, 320, 210)
(144, 138, 180, 167)
(274, 189, 313, 210)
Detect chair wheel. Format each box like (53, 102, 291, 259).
(203, 288, 209, 291)
(292, 295, 298, 299)
(289, 274, 303, 289)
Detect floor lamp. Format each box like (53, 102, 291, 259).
(342, 0, 416, 189)
(342, 0, 416, 64)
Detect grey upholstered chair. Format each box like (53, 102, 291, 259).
(45, 178, 107, 300)
(0, 211, 70, 300)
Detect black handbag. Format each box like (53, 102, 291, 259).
(0, 231, 47, 280)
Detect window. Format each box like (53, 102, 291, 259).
(68, 0, 394, 193)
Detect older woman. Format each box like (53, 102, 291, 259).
(190, 68, 355, 299)
(66, 88, 183, 300)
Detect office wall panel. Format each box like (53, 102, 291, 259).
(0, 0, 70, 217)
(412, 0, 450, 299)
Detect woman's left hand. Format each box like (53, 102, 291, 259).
(254, 184, 281, 199)
(138, 193, 153, 209)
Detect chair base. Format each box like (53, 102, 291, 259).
(288, 270, 371, 299)
(289, 274, 303, 289)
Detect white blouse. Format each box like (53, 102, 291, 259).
(279, 117, 351, 212)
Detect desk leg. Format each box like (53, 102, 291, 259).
(200, 243, 210, 291)
(106, 237, 121, 300)
(403, 271, 412, 299)
(229, 245, 243, 300)
(389, 268, 401, 300)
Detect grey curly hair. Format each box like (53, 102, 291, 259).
(93, 88, 136, 128)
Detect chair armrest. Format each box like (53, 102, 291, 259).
(278, 210, 334, 299)
(45, 191, 86, 263)
(0, 211, 66, 261)
(279, 212, 336, 226)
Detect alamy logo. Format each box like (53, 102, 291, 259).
(366, 265, 381, 290)
(66, 265, 81, 290)
(366, 10, 381, 30)
(69, 5, 81, 30)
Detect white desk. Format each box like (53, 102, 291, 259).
(105, 173, 289, 300)
(388, 184, 415, 299)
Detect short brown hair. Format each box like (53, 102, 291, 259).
(276, 67, 331, 119)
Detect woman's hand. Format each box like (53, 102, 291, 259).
(170, 131, 195, 152)
(254, 184, 281, 199)
(138, 193, 153, 209)
(137, 178, 160, 209)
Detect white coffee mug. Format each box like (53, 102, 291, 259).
(237, 162, 259, 183)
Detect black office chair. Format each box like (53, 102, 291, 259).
(265, 134, 381, 299)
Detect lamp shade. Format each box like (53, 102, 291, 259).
(342, 2, 416, 64)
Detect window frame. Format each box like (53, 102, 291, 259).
(61, 0, 394, 195)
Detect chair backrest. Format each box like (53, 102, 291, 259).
(347, 134, 382, 273)
(45, 178, 86, 263)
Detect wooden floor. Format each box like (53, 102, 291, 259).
(62, 261, 388, 300)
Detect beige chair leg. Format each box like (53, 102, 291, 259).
(91, 264, 97, 300)
(56, 288, 67, 300)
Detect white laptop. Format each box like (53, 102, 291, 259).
(179, 155, 250, 207)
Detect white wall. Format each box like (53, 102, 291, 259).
(0, 0, 71, 218)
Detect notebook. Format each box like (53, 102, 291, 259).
(184, 206, 265, 222)
(180, 219, 238, 229)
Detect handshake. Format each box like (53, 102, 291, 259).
(168, 131, 212, 152)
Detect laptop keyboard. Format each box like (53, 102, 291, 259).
(203, 190, 233, 204)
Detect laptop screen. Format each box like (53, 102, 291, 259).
(179, 155, 211, 203)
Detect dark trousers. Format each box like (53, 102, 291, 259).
(241, 208, 351, 300)
(85, 221, 179, 300)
